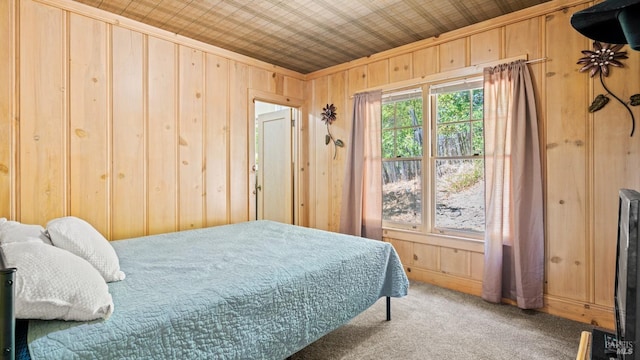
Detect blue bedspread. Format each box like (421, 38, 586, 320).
(27, 220, 408, 359)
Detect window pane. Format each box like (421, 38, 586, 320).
(381, 95, 423, 160)
(472, 88, 484, 120)
(472, 121, 484, 155)
(436, 91, 470, 123)
(382, 103, 395, 129)
(396, 127, 423, 157)
(395, 99, 423, 127)
(382, 160, 422, 224)
(436, 123, 471, 157)
(382, 129, 395, 158)
(434, 159, 484, 233)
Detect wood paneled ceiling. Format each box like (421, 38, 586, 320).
(73, 0, 551, 74)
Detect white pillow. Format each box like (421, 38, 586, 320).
(0, 218, 52, 245)
(46, 217, 125, 282)
(2, 241, 114, 321)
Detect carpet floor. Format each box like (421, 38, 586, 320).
(291, 280, 594, 359)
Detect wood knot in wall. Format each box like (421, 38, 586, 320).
(75, 129, 88, 138)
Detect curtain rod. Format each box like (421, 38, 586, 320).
(525, 57, 548, 64)
(350, 55, 547, 97)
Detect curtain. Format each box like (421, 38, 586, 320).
(339, 91, 383, 240)
(482, 60, 544, 309)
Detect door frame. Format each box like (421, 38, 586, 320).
(248, 89, 304, 226)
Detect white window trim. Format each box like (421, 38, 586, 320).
(381, 88, 425, 232)
(382, 74, 486, 242)
(427, 77, 484, 240)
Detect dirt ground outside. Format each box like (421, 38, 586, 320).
(383, 180, 484, 233)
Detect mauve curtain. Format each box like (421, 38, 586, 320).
(482, 60, 544, 309)
(339, 91, 383, 240)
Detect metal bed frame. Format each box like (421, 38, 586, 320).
(0, 250, 16, 360)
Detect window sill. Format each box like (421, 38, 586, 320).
(382, 227, 484, 253)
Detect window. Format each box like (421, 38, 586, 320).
(381, 90, 423, 228)
(381, 77, 485, 238)
(431, 79, 485, 235)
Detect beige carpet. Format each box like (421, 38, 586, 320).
(291, 281, 594, 359)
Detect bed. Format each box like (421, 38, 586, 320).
(1, 219, 408, 359)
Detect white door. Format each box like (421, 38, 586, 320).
(257, 109, 293, 223)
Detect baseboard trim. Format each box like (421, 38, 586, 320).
(406, 267, 614, 330)
(541, 295, 614, 330)
(405, 266, 483, 296)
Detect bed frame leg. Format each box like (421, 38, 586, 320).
(0, 267, 16, 360)
(386, 296, 391, 321)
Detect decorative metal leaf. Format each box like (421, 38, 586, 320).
(325, 134, 331, 145)
(588, 94, 609, 112)
(335, 139, 344, 147)
(630, 94, 640, 106)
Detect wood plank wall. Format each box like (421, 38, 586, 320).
(2, 0, 639, 328)
(0, 0, 305, 239)
(305, 0, 640, 328)
(0, 0, 15, 219)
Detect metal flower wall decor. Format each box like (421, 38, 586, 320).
(321, 103, 344, 159)
(577, 41, 640, 136)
